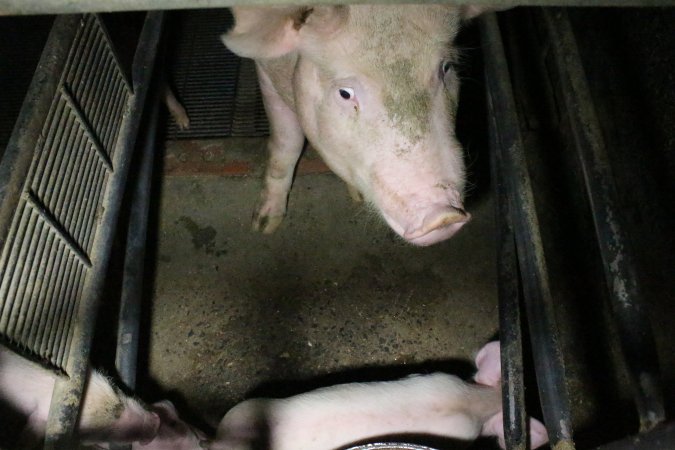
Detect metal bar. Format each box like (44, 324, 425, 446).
(539, 8, 665, 432)
(488, 79, 527, 450)
(109, 74, 161, 450)
(115, 85, 160, 389)
(594, 422, 675, 450)
(479, 13, 575, 449)
(43, 11, 165, 449)
(2, 0, 675, 16)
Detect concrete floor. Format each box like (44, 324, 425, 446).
(145, 170, 500, 431)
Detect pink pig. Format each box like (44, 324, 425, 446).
(221, 5, 487, 245)
(209, 341, 549, 450)
(0, 344, 207, 449)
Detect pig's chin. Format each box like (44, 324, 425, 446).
(406, 221, 467, 246)
(380, 209, 471, 246)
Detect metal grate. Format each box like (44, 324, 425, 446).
(165, 9, 269, 139)
(0, 14, 131, 371)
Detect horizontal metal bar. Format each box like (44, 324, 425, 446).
(594, 422, 675, 450)
(539, 7, 665, 432)
(480, 12, 575, 449)
(2, 0, 675, 16)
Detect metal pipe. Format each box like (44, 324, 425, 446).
(109, 75, 160, 450)
(43, 11, 165, 449)
(539, 7, 665, 432)
(114, 83, 160, 390)
(488, 61, 527, 450)
(2, 0, 675, 16)
(480, 12, 575, 449)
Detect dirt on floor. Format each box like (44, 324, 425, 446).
(143, 171, 500, 430)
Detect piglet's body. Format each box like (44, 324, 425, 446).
(211, 342, 549, 450)
(0, 344, 205, 449)
(212, 373, 499, 450)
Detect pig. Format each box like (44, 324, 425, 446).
(0, 344, 207, 449)
(209, 341, 549, 450)
(221, 5, 487, 246)
(164, 83, 191, 130)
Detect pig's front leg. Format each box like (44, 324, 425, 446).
(163, 83, 190, 130)
(252, 64, 305, 234)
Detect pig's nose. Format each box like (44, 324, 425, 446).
(404, 204, 471, 246)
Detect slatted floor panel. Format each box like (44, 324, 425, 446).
(165, 9, 269, 139)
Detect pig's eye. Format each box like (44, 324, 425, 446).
(439, 60, 454, 79)
(338, 88, 354, 100)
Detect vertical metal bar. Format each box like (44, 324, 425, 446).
(109, 78, 161, 450)
(115, 88, 160, 389)
(43, 12, 165, 449)
(479, 13, 575, 449)
(539, 8, 664, 432)
(488, 81, 527, 450)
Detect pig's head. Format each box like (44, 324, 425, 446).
(224, 5, 480, 246)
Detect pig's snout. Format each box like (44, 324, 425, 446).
(404, 204, 470, 246)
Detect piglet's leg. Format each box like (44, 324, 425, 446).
(164, 83, 190, 130)
(252, 63, 305, 234)
(133, 400, 209, 450)
(474, 341, 549, 450)
(78, 371, 160, 445)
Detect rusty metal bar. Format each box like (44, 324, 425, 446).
(539, 7, 665, 432)
(489, 80, 527, 450)
(480, 12, 576, 449)
(2, 0, 675, 16)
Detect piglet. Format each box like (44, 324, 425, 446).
(0, 344, 207, 449)
(210, 341, 548, 450)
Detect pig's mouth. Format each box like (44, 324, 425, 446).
(381, 204, 471, 246)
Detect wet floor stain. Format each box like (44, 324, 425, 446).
(178, 216, 227, 256)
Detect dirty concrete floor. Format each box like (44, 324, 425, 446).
(145, 171, 499, 429)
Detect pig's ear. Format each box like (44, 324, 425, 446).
(222, 6, 347, 59)
(474, 341, 502, 387)
(222, 6, 305, 59)
(460, 5, 511, 21)
(298, 6, 349, 41)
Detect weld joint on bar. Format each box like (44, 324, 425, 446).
(24, 191, 92, 268)
(60, 84, 114, 172)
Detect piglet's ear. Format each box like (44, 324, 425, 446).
(474, 341, 501, 387)
(222, 6, 347, 59)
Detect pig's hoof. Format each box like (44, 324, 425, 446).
(347, 183, 363, 203)
(171, 107, 191, 130)
(252, 213, 284, 234)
